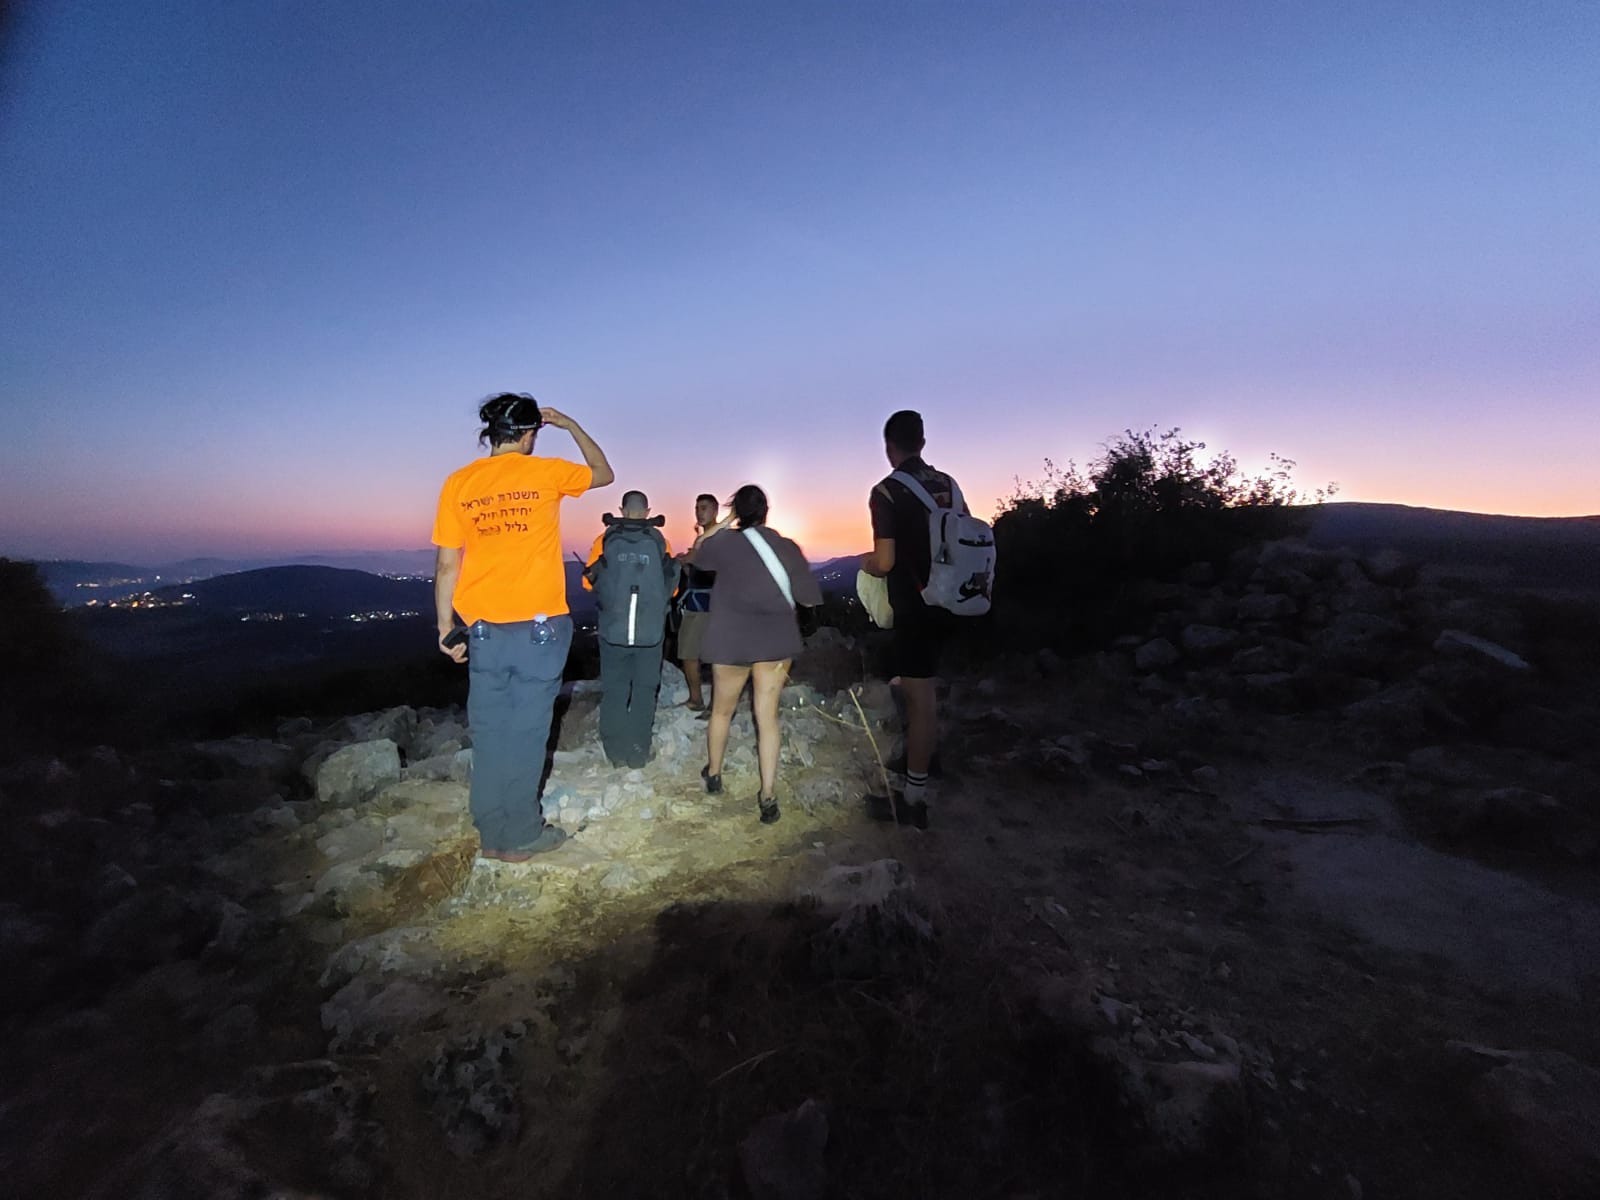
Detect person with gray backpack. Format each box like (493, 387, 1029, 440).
(583, 490, 680, 767)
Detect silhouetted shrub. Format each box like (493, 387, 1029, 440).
(994, 428, 1335, 648)
(0, 558, 118, 753)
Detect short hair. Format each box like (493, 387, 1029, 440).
(695, 493, 718, 509)
(884, 410, 925, 454)
(478, 392, 542, 448)
(620, 490, 649, 514)
(730, 484, 768, 528)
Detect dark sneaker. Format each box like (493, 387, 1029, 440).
(864, 792, 929, 830)
(758, 795, 780, 824)
(702, 765, 723, 794)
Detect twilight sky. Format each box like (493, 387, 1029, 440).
(2, 1, 1596, 564)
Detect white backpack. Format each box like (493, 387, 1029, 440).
(890, 470, 996, 616)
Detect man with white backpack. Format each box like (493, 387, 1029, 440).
(861, 410, 995, 828)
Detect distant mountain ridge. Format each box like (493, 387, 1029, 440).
(1306, 502, 1600, 546)
(150, 565, 432, 620)
(1304, 502, 1600, 592)
(26, 503, 1600, 607)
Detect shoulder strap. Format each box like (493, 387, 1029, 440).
(891, 469, 968, 517)
(742, 528, 794, 608)
(889, 470, 938, 513)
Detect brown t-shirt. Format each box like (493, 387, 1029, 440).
(695, 526, 822, 665)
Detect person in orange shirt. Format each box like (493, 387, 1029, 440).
(433, 392, 614, 862)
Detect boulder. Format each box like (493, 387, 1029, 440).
(1452, 1045, 1600, 1197)
(1435, 629, 1532, 672)
(1228, 640, 1304, 675)
(1342, 683, 1431, 743)
(423, 1025, 528, 1157)
(1251, 564, 1317, 598)
(1312, 611, 1408, 673)
(315, 739, 401, 807)
(190, 737, 300, 782)
(322, 975, 450, 1052)
(1091, 1038, 1246, 1162)
(1179, 625, 1241, 659)
(1361, 547, 1419, 587)
(740, 1098, 829, 1200)
(115, 1060, 383, 1197)
(1239, 672, 1299, 712)
(308, 782, 478, 926)
(1235, 593, 1297, 622)
(411, 714, 468, 760)
(336, 706, 418, 752)
(808, 860, 935, 980)
(657, 661, 690, 708)
(1135, 638, 1181, 671)
(1258, 539, 1343, 579)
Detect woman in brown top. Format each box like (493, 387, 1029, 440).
(685, 484, 823, 823)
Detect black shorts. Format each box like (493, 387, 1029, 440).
(886, 601, 947, 680)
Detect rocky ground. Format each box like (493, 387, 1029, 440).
(2, 540, 1598, 1199)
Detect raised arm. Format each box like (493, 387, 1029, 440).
(681, 505, 739, 564)
(540, 406, 615, 488)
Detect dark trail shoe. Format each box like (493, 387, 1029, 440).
(758, 794, 780, 824)
(702, 765, 723, 794)
(864, 792, 929, 830)
(483, 825, 569, 862)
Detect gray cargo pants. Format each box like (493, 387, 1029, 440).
(466, 615, 572, 851)
(598, 639, 664, 768)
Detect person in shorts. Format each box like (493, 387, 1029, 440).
(675, 492, 719, 712)
(860, 409, 955, 828)
(683, 485, 822, 824)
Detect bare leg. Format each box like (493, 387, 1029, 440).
(750, 660, 789, 799)
(683, 657, 704, 707)
(707, 664, 749, 776)
(900, 675, 938, 777)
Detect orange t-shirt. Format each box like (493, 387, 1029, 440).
(582, 529, 674, 590)
(432, 453, 593, 623)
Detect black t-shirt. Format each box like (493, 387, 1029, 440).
(869, 456, 957, 611)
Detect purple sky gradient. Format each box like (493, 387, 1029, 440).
(2, 1, 1596, 564)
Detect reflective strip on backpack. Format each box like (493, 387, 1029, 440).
(627, 589, 638, 645)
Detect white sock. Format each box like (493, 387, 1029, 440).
(903, 771, 930, 806)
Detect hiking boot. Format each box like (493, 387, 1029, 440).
(758, 794, 780, 824)
(702, 765, 723, 794)
(864, 792, 929, 830)
(482, 825, 568, 862)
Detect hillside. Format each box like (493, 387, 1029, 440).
(153, 565, 432, 619)
(1305, 503, 1600, 593)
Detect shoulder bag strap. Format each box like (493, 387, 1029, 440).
(742, 528, 794, 608)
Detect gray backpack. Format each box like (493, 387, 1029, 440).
(587, 516, 678, 647)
